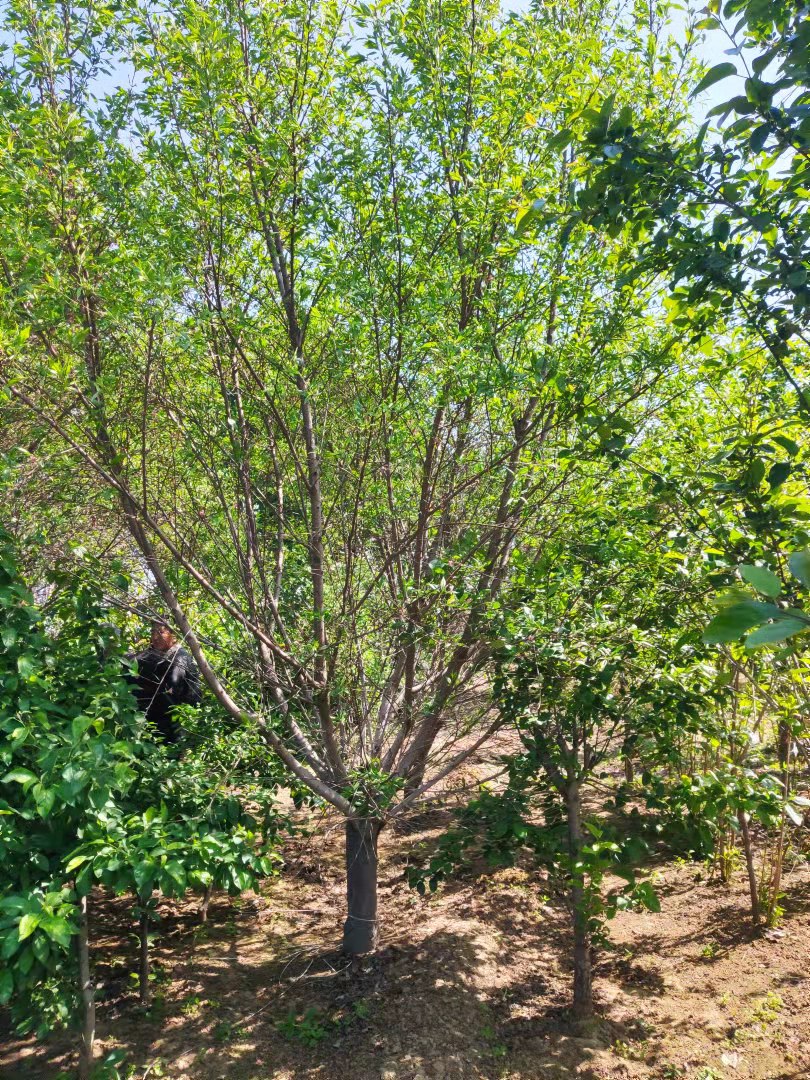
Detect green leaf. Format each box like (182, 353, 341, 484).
(0, 968, 12, 1004)
(1, 930, 20, 960)
(773, 435, 799, 457)
(749, 124, 769, 153)
(35, 786, 56, 818)
(690, 62, 737, 98)
(64, 854, 90, 873)
(32, 934, 50, 964)
(18, 913, 40, 941)
(637, 883, 661, 913)
(163, 860, 187, 893)
(39, 916, 73, 949)
(745, 619, 808, 647)
(739, 564, 781, 597)
(703, 601, 776, 644)
(16, 654, 36, 678)
(767, 461, 791, 489)
(789, 550, 810, 589)
(547, 128, 572, 151)
(71, 715, 92, 741)
(515, 198, 546, 237)
(1, 626, 17, 648)
(133, 861, 156, 893)
(2, 768, 37, 786)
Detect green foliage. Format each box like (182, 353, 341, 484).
(0, 0, 807, 1044)
(276, 1007, 330, 1047)
(406, 756, 660, 931)
(340, 760, 405, 817)
(704, 558, 810, 648)
(0, 527, 285, 1039)
(566, 0, 809, 408)
(408, 528, 678, 972)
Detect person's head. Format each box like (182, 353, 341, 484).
(150, 622, 177, 652)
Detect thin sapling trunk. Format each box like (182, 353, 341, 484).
(199, 883, 213, 924)
(737, 808, 760, 928)
(565, 782, 593, 1020)
(138, 905, 151, 1006)
(76, 893, 95, 1080)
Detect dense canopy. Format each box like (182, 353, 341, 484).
(0, 0, 808, 1077)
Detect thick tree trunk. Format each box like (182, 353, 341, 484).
(76, 894, 95, 1080)
(342, 818, 382, 956)
(566, 782, 593, 1020)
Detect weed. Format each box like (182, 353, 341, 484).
(352, 999, 370, 1020)
(700, 940, 723, 961)
(480, 1023, 508, 1060)
(145, 993, 166, 1021)
(181, 994, 202, 1017)
(181, 994, 218, 1018)
(613, 1038, 650, 1062)
(212, 1020, 248, 1043)
(657, 1066, 684, 1079)
(277, 1007, 329, 1047)
(750, 991, 783, 1026)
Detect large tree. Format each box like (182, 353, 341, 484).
(0, 0, 689, 953)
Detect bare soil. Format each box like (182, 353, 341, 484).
(2, 803, 809, 1080)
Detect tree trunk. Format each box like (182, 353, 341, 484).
(76, 894, 95, 1080)
(622, 722, 634, 784)
(138, 909, 151, 1006)
(737, 809, 760, 928)
(623, 754, 634, 785)
(566, 782, 593, 1019)
(766, 813, 787, 927)
(199, 883, 213, 924)
(342, 818, 382, 956)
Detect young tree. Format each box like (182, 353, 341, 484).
(408, 507, 682, 1018)
(0, 529, 283, 1074)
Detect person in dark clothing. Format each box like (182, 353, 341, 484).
(129, 623, 202, 744)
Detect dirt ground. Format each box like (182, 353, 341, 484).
(2, 800, 809, 1080)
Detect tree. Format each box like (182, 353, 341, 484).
(408, 506, 682, 1018)
(552, 0, 810, 407)
(0, 528, 283, 1075)
(0, 0, 692, 954)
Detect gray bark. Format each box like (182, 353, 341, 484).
(138, 909, 151, 1006)
(76, 894, 95, 1080)
(737, 809, 760, 928)
(342, 818, 382, 955)
(199, 883, 213, 924)
(566, 782, 593, 1019)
